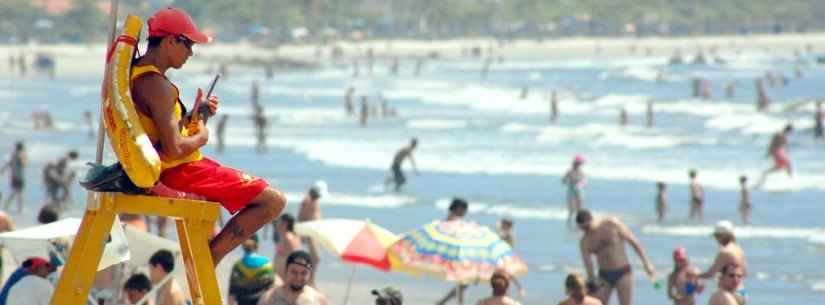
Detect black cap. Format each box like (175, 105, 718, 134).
(285, 250, 313, 271)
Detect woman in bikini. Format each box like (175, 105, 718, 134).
(562, 155, 587, 227)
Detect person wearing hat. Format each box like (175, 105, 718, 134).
(131, 7, 286, 265)
(699, 221, 748, 287)
(562, 154, 587, 227)
(373, 286, 403, 305)
(576, 209, 656, 305)
(475, 271, 522, 305)
(667, 247, 704, 305)
(5, 257, 56, 305)
(258, 251, 329, 305)
(298, 180, 328, 287)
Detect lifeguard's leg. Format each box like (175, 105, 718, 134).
(209, 187, 285, 265)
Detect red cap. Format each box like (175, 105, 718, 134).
(147, 7, 211, 44)
(673, 247, 688, 262)
(25, 257, 54, 272)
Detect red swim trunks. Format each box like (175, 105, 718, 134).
(772, 149, 790, 169)
(159, 157, 268, 214)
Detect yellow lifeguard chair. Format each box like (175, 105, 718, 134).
(51, 15, 223, 305)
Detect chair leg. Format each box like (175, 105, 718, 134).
(176, 218, 202, 304)
(187, 219, 221, 305)
(51, 198, 117, 305)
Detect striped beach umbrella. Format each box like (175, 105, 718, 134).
(388, 219, 528, 283)
(295, 218, 399, 271)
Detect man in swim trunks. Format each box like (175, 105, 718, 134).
(699, 221, 748, 300)
(755, 124, 792, 188)
(131, 7, 285, 265)
(385, 138, 418, 192)
(708, 264, 745, 305)
(688, 169, 704, 222)
(576, 209, 656, 305)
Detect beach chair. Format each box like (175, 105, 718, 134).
(51, 15, 223, 305)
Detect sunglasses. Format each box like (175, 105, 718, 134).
(176, 35, 194, 51)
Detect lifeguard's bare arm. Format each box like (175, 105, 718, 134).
(134, 74, 207, 159)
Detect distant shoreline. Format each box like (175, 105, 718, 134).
(1, 32, 823, 77)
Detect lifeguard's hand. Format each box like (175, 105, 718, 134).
(207, 95, 219, 116)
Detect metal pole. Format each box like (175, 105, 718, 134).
(96, 0, 120, 164)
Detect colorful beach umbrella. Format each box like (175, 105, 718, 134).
(295, 218, 399, 271)
(388, 219, 528, 283)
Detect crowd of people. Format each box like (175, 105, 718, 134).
(8, 5, 825, 305)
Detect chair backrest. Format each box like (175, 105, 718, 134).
(102, 15, 161, 188)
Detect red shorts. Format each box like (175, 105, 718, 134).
(159, 157, 268, 214)
(772, 149, 789, 169)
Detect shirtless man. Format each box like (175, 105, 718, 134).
(688, 169, 704, 222)
(1, 142, 26, 213)
(298, 180, 327, 286)
(576, 209, 656, 305)
(707, 264, 745, 305)
(646, 101, 654, 127)
(258, 251, 330, 305)
(273, 214, 301, 282)
(699, 221, 748, 287)
(755, 124, 793, 188)
(149, 249, 186, 305)
(385, 138, 418, 192)
(131, 7, 285, 264)
(360, 96, 369, 127)
(667, 247, 703, 305)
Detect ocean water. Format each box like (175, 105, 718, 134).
(1, 49, 824, 304)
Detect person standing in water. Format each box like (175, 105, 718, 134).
(576, 209, 656, 305)
(344, 87, 355, 116)
(688, 169, 704, 222)
(562, 155, 586, 227)
(667, 247, 703, 305)
(655, 182, 667, 223)
(216, 114, 228, 154)
(646, 100, 654, 127)
(755, 124, 793, 188)
(385, 138, 419, 192)
(1, 142, 26, 214)
(619, 108, 629, 127)
(359, 96, 369, 127)
(755, 79, 769, 111)
(550, 91, 559, 124)
(738, 176, 751, 225)
(814, 101, 823, 138)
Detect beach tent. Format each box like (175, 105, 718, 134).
(0, 218, 129, 271)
